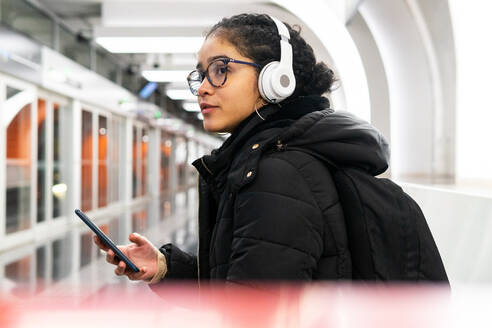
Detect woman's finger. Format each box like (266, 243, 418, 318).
(127, 266, 147, 281)
(128, 232, 149, 247)
(106, 249, 118, 265)
(93, 235, 109, 251)
(114, 261, 126, 276)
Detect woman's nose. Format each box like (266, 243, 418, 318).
(197, 77, 214, 96)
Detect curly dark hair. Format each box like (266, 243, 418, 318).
(206, 13, 336, 101)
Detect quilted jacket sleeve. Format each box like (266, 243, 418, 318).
(226, 153, 326, 282)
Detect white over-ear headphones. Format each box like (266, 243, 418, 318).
(258, 15, 296, 104)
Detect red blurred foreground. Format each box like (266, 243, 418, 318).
(0, 282, 489, 327)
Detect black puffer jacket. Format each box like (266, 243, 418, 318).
(158, 95, 390, 284)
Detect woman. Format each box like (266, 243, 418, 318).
(94, 13, 390, 285)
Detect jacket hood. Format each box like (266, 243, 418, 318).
(276, 103, 390, 176)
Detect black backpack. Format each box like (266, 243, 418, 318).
(295, 149, 448, 282)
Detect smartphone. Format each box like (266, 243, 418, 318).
(74, 209, 140, 273)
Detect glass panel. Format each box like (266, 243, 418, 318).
(6, 92, 31, 234)
(187, 140, 198, 186)
(36, 246, 46, 292)
(5, 255, 31, 295)
(176, 137, 187, 189)
(160, 135, 171, 193)
(109, 117, 121, 203)
(52, 103, 67, 218)
(81, 110, 92, 211)
(52, 235, 71, 282)
(59, 25, 91, 69)
(98, 116, 108, 208)
(132, 126, 138, 198)
(131, 210, 147, 234)
(80, 231, 92, 268)
(37, 99, 46, 223)
(6, 86, 22, 99)
(1, 0, 53, 47)
(141, 128, 148, 196)
(109, 217, 120, 243)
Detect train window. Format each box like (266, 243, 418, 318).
(81, 110, 93, 211)
(98, 116, 108, 208)
(6, 87, 32, 234)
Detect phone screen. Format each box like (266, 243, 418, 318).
(74, 209, 140, 273)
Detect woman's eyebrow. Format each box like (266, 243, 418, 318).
(196, 54, 230, 69)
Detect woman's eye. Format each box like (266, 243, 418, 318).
(216, 65, 228, 75)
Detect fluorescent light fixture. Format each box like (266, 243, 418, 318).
(139, 81, 158, 98)
(142, 70, 189, 83)
(182, 102, 201, 112)
(166, 89, 196, 101)
(95, 37, 204, 53)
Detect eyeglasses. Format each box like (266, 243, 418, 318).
(187, 57, 261, 96)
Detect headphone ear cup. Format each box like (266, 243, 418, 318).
(258, 61, 280, 103)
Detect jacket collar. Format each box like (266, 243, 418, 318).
(192, 95, 331, 185)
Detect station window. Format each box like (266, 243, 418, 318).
(81, 110, 93, 211)
(6, 86, 31, 234)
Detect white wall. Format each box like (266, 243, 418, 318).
(402, 183, 492, 285)
(448, 1, 492, 183)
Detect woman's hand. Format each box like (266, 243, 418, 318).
(93, 232, 159, 282)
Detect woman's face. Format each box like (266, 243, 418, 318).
(196, 35, 262, 133)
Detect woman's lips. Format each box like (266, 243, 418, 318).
(201, 106, 217, 114)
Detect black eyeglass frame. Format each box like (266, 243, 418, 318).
(187, 57, 261, 96)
